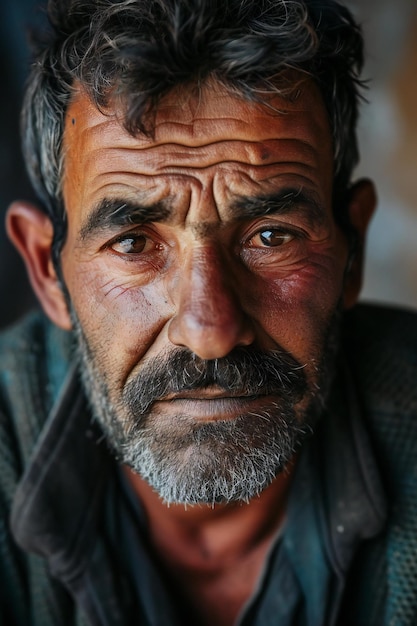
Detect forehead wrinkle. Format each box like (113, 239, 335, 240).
(153, 93, 329, 143)
(92, 139, 323, 173)
(154, 116, 255, 143)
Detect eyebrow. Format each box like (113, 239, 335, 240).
(79, 187, 326, 241)
(79, 198, 171, 241)
(230, 189, 326, 228)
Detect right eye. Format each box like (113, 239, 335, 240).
(109, 234, 155, 255)
(248, 228, 295, 248)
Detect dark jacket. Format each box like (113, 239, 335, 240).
(0, 305, 416, 626)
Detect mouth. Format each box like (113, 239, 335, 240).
(162, 388, 255, 401)
(154, 389, 280, 422)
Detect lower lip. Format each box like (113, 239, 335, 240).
(153, 396, 278, 422)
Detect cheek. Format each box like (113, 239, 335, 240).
(65, 261, 170, 383)
(250, 253, 345, 360)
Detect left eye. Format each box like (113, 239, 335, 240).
(110, 235, 153, 254)
(250, 229, 295, 247)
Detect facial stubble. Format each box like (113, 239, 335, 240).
(71, 310, 340, 505)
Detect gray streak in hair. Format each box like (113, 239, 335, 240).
(21, 0, 365, 271)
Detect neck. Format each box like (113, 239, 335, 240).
(123, 458, 297, 566)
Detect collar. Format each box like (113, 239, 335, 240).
(284, 360, 387, 625)
(10, 365, 112, 586)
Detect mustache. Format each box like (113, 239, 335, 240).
(122, 346, 308, 416)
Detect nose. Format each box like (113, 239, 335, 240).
(168, 245, 255, 359)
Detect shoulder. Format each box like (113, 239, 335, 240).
(342, 303, 417, 494)
(0, 311, 73, 465)
(0, 308, 73, 386)
(343, 301, 417, 357)
(0, 308, 72, 367)
(342, 302, 417, 416)
(340, 305, 417, 624)
(0, 314, 78, 623)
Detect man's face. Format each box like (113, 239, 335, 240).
(60, 79, 348, 504)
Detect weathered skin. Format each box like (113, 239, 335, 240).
(8, 77, 375, 626)
(61, 80, 344, 397)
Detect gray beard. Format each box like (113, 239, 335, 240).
(72, 312, 340, 505)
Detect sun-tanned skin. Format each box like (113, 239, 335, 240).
(60, 79, 344, 382)
(7, 78, 375, 626)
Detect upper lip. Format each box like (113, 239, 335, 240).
(160, 389, 257, 401)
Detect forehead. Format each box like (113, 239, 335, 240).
(62, 79, 334, 222)
(66, 77, 332, 145)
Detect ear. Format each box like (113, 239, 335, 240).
(343, 179, 377, 309)
(6, 201, 72, 330)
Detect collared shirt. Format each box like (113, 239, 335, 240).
(10, 361, 386, 626)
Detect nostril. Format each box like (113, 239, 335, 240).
(168, 303, 255, 359)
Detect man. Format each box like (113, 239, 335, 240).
(1, 0, 416, 624)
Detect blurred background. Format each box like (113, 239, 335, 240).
(0, 1, 45, 327)
(349, 0, 417, 309)
(0, 0, 416, 329)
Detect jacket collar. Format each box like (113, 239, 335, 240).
(11, 365, 112, 585)
(284, 360, 387, 626)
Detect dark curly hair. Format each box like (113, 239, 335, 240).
(22, 0, 365, 269)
